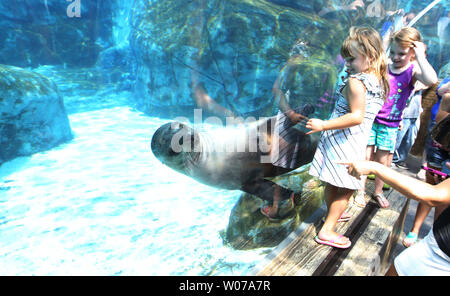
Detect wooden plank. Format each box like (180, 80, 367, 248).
(334, 192, 408, 275)
(251, 180, 409, 276)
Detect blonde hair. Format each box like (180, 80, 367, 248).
(341, 26, 390, 99)
(391, 27, 422, 49)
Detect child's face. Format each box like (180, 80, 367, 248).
(389, 42, 414, 69)
(344, 47, 369, 75)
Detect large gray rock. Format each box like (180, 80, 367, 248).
(0, 65, 73, 164)
(222, 168, 325, 250)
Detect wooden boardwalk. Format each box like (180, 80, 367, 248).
(250, 180, 409, 276)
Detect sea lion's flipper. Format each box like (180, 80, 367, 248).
(241, 178, 292, 202)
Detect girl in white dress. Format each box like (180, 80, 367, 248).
(306, 27, 390, 248)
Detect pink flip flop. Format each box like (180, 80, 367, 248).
(321, 212, 352, 223)
(260, 205, 281, 222)
(315, 234, 352, 249)
(260, 193, 295, 222)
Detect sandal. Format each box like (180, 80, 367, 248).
(353, 191, 367, 208)
(260, 205, 281, 222)
(315, 234, 351, 249)
(374, 193, 390, 208)
(321, 212, 352, 223)
(402, 232, 418, 248)
(260, 193, 295, 222)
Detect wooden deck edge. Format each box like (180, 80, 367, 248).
(249, 182, 409, 276)
(334, 192, 409, 275)
(248, 203, 327, 275)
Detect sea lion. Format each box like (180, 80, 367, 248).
(150, 105, 318, 202)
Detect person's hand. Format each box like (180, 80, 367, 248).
(411, 41, 427, 60)
(305, 118, 325, 135)
(287, 111, 306, 124)
(396, 8, 405, 16)
(336, 160, 378, 179)
(425, 169, 447, 184)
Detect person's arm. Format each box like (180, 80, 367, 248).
(339, 160, 450, 207)
(436, 93, 450, 123)
(272, 64, 305, 124)
(305, 77, 365, 134)
(412, 41, 438, 86)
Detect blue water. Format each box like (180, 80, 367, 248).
(0, 103, 272, 275)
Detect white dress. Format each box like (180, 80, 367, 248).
(309, 73, 385, 190)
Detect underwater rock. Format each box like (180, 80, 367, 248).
(95, 45, 136, 90)
(130, 0, 343, 119)
(0, 65, 73, 164)
(0, 0, 112, 68)
(266, 1, 318, 12)
(223, 169, 325, 250)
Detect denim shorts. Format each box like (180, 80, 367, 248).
(426, 120, 450, 168)
(368, 122, 399, 152)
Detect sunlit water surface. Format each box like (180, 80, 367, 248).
(0, 106, 272, 275)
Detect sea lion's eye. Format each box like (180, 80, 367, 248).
(171, 122, 180, 130)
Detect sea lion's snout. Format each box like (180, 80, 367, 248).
(151, 122, 182, 159)
(151, 122, 198, 169)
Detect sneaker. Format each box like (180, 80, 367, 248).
(416, 169, 426, 181)
(395, 162, 409, 170)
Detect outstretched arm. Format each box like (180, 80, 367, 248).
(272, 64, 306, 124)
(305, 77, 365, 134)
(338, 160, 450, 207)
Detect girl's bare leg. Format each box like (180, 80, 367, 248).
(358, 145, 375, 195)
(373, 149, 391, 195)
(319, 183, 354, 242)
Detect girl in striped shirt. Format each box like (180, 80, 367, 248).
(306, 27, 389, 248)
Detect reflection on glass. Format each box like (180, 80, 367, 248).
(0, 0, 448, 275)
